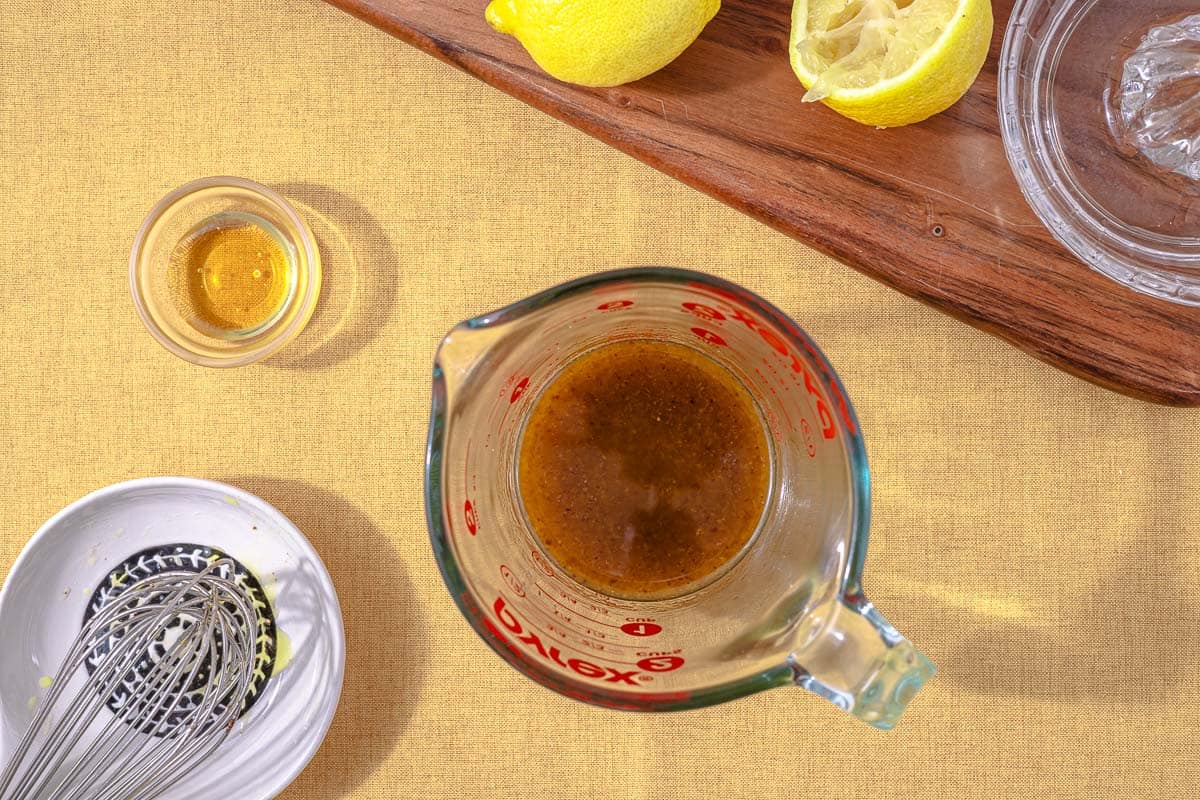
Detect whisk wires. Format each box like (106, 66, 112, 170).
(0, 560, 258, 800)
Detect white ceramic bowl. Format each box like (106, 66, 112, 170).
(0, 477, 345, 800)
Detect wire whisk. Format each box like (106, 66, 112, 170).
(0, 560, 258, 800)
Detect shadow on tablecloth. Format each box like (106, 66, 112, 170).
(225, 475, 423, 798)
(890, 445, 1197, 705)
(266, 183, 399, 371)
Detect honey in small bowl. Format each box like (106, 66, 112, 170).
(169, 213, 296, 337)
(130, 176, 321, 367)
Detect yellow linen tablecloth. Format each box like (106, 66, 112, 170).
(2, 1, 1198, 797)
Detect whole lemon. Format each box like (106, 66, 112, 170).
(485, 0, 721, 87)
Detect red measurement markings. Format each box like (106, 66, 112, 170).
(800, 417, 816, 456)
(499, 564, 523, 596)
(635, 655, 685, 672)
(690, 327, 727, 346)
(510, 376, 531, 403)
(463, 500, 478, 536)
(530, 549, 555, 577)
(682, 286, 853, 438)
(681, 301, 725, 321)
(491, 596, 685, 683)
(620, 621, 662, 637)
(576, 637, 608, 653)
(534, 584, 620, 628)
(545, 622, 571, 640)
(519, 597, 626, 654)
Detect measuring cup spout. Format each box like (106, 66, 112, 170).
(433, 321, 515, 400)
(790, 593, 934, 730)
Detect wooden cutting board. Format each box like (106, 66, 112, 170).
(326, 0, 1200, 406)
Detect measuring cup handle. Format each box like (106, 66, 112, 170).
(790, 593, 934, 730)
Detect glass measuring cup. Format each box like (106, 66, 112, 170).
(425, 268, 933, 729)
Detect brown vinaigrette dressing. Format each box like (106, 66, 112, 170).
(518, 340, 771, 599)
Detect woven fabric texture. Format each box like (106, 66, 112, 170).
(1, 2, 1197, 798)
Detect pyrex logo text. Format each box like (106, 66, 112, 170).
(682, 295, 856, 439)
(491, 596, 684, 685)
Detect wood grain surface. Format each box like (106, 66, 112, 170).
(324, 0, 1200, 406)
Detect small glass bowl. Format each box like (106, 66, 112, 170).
(130, 177, 322, 367)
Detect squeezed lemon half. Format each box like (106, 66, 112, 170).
(790, 0, 993, 127)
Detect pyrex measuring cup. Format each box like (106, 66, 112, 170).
(426, 268, 933, 728)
